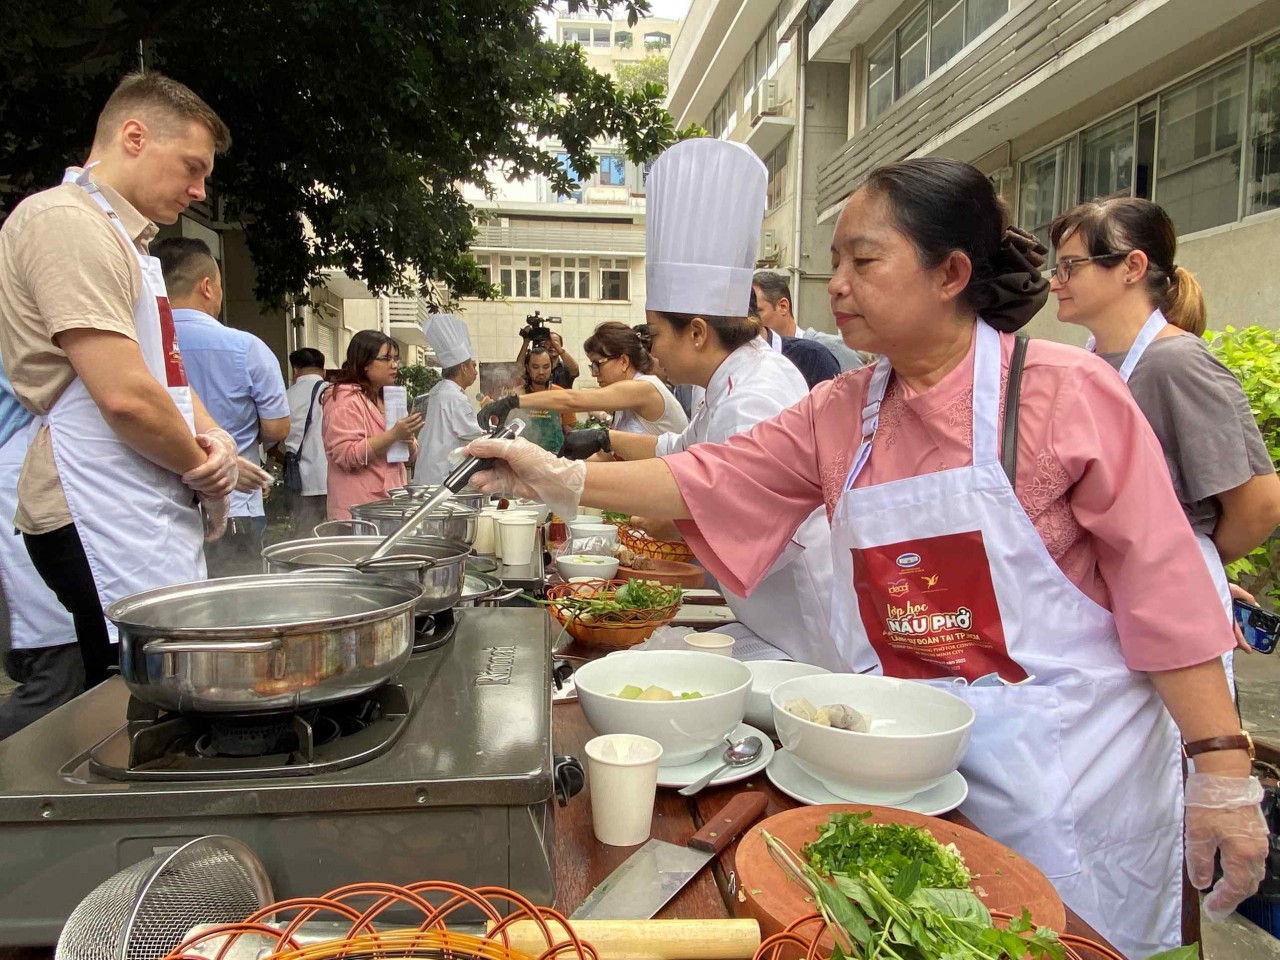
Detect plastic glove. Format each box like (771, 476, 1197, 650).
(235, 457, 273, 494)
(560, 427, 611, 460)
(477, 395, 519, 431)
(183, 428, 239, 498)
(465, 436, 585, 520)
(200, 493, 229, 543)
(1185, 772, 1268, 921)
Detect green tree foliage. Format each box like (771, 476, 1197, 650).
(0, 0, 693, 306)
(1205, 325, 1280, 599)
(397, 363, 441, 406)
(616, 56, 670, 96)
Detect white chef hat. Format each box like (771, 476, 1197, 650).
(645, 138, 767, 317)
(423, 313, 474, 368)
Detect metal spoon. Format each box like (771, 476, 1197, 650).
(677, 735, 764, 797)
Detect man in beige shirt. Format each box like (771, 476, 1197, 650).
(0, 72, 239, 690)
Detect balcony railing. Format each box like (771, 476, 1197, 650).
(472, 219, 646, 255)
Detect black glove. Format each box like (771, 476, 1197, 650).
(560, 428, 611, 460)
(477, 395, 519, 431)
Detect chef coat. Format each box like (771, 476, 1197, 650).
(414, 379, 481, 485)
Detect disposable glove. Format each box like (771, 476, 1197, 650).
(1185, 772, 1268, 921)
(200, 493, 230, 543)
(235, 458, 273, 494)
(560, 428, 611, 460)
(465, 436, 585, 520)
(477, 395, 519, 431)
(183, 428, 239, 498)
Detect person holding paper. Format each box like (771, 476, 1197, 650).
(321, 330, 421, 520)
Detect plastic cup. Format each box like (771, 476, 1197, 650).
(569, 522, 619, 548)
(474, 512, 497, 555)
(497, 516, 539, 566)
(584, 734, 664, 846)
(684, 632, 736, 656)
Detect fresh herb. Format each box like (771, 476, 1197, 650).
(602, 511, 630, 525)
(765, 832, 1064, 960)
(542, 579, 683, 622)
(1146, 948, 1200, 960)
(805, 811, 971, 891)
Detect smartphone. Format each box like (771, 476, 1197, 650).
(1234, 598, 1280, 654)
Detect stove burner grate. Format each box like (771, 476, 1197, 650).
(194, 712, 342, 759)
(413, 607, 457, 653)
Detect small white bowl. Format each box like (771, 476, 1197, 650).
(744, 661, 832, 734)
(556, 554, 620, 581)
(771, 674, 974, 804)
(574, 650, 752, 766)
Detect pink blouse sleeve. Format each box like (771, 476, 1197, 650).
(1053, 363, 1234, 671)
(664, 384, 830, 596)
(322, 388, 375, 472)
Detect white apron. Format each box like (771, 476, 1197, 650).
(828, 321, 1183, 958)
(41, 167, 205, 643)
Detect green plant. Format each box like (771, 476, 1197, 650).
(1205, 325, 1280, 601)
(615, 30, 633, 48)
(397, 364, 441, 406)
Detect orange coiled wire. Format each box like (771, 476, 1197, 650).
(160, 881, 601, 960)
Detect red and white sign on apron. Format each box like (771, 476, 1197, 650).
(828, 321, 1183, 959)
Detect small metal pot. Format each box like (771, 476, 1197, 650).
(342, 498, 478, 545)
(262, 535, 471, 615)
(458, 570, 522, 607)
(106, 572, 421, 714)
(386, 484, 489, 513)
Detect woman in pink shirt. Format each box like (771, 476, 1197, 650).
(467, 158, 1266, 957)
(321, 331, 422, 520)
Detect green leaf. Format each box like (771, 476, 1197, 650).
(913, 887, 992, 925)
(891, 858, 923, 899)
(1144, 948, 1200, 960)
(814, 878, 873, 947)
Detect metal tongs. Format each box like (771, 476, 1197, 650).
(355, 420, 526, 569)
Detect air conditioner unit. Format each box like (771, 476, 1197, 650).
(760, 229, 779, 261)
(751, 80, 782, 123)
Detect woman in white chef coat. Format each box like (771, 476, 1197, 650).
(414, 314, 482, 485)
(463, 145, 1269, 958)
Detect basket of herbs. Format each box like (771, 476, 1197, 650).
(544, 578, 683, 648)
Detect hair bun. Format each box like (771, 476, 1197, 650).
(971, 226, 1050, 332)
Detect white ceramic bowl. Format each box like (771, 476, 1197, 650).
(744, 661, 832, 734)
(568, 521, 619, 546)
(574, 651, 752, 766)
(556, 554, 621, 580)
(771, 674, 974, 804)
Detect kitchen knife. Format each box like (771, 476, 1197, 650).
(570, 792, 768, 920)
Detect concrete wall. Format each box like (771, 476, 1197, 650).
(220, 230, 288, 374)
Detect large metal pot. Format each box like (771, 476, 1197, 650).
(342, 498, 478, 545)
(262, 535, 471, 615)
(106, 572, 420, 714)
(386, 484, 489, 513)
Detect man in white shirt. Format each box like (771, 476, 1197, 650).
(284, 348, 329, 535)
(752, 270, 865, 372)
(414, 314, 481, 484)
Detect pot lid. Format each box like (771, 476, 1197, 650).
(352, 498, 478, 521)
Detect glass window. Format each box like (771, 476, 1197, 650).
(931, 0, 965, 72)
(555, 152, 583, 203)
(766, 139, 791, 210)
(965, 0, 1006, 39)
(742, 56, 756, 113)
(1248, 37, 1280, 216)
(599, 155, 626, 186)
(644, 32, 671, 48)
(550, 257, 590, 300)
(1157, 57, 1246, 234)
(562, 27, 590, 45)
(1080, 112, 1136, 202)
(601, 259, 630, 301)
(757, 35, 768, 84)
(1135, 99, 1157, 200)
(593, 28, 610, 48)
(868, 38, 895, 122)
(1019, 139, 1078, 254)
(897, 7, 929, 96)
(503, 256, 541, 299)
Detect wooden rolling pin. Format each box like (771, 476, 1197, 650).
(491, 919, 761, 960)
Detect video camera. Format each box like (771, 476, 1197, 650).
(521, 311, 563, 346)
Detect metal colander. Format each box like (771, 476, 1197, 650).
(55, 835, 273, 960)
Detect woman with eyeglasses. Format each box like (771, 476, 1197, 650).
(321, 330, 423, 520)
(1049, 198, 1280, 656)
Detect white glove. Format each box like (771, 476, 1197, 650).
(200, 493, 230, 543)
(465, 436, 585, 520)
(235, 457, 273, 494)
(183, 428, 239, 498)
(1185, 772, 1269, 921)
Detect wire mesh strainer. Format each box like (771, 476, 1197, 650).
(55, 835, 273, 960)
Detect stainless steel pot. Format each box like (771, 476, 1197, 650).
(106, 572, 421, 714)
(341, 498, 478, 545)
(386, 484, 489, 513)
(262, 535, 471, 615)
(458, 570, 522, 607)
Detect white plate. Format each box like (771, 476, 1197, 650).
(766, 748, 968, 816)
(656, 723, 775, 789)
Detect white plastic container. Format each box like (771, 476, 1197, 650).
(683, 632, 735, 656)
(584, 733, 664, 846)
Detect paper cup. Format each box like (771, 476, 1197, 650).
(584, 734, 663, 846)
(497, 516, 539, 566)
(684, 632, 736, 656)
(481, 509, 505, 559)
(474, 512, 497, 555)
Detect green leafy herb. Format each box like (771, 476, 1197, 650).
(1146, 948, 1200, 960)
(805, 811, 972, 891)
(601, 511, 631, 524)
(539, 579, 683, 623)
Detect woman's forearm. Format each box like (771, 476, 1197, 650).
(581, 459, 692, 520)
(609, 431, 659, 461)
(366, 428, 399, 457)
(1148, 659, 1251, 776)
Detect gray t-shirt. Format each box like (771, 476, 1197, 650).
(1100, 334, 1272, 536)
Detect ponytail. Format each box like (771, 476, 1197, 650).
(1163, 266, 1207, 336)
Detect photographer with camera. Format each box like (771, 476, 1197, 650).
(515, 312, 579, 387)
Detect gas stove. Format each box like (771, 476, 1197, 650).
(0, 607, 559, 947)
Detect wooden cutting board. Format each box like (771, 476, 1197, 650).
(734, 805, 1067, 947)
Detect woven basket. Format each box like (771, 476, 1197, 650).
(546, 579, 680, 648)
(618, 524, 695, 564)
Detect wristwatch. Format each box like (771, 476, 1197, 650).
(1182, 731, 1255, 760)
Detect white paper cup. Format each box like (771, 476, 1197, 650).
(474, 512, 497, 555)
(481, 509, 505, 559)
(584, 733, 664, 846)
(497, 516, 539, 566)
(684, 632, 736, 656)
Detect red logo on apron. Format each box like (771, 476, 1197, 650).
(155, 297, 189, 387)
(851, 530, 1027, 682)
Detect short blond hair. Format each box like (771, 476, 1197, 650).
(95, 72, 231, 153)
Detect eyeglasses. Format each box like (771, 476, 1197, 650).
(373, 354, 400, 365)
(589, 356, 621, 375)
(1052, 253, 1128, 284)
